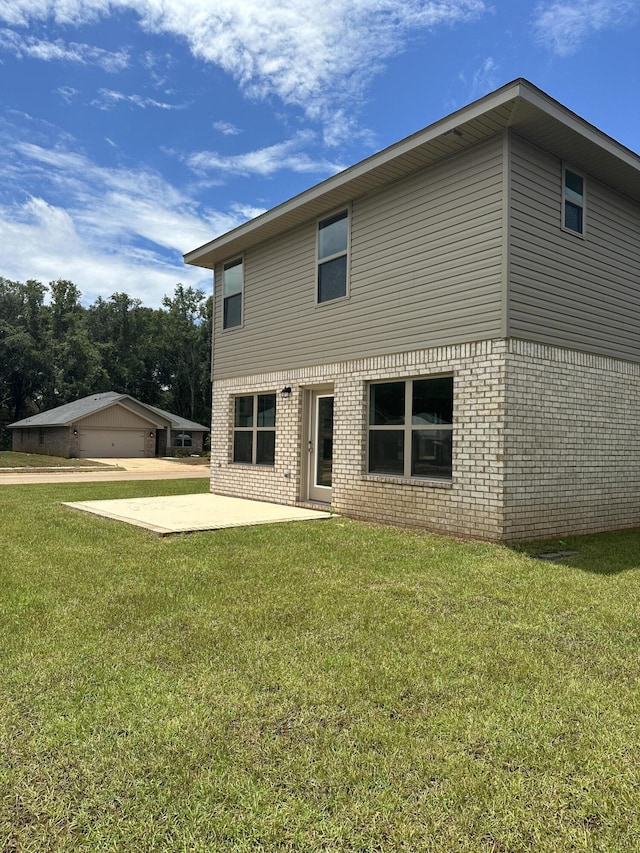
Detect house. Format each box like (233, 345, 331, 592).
(183, 78, 640, 541)
(9, 392, 209, 458)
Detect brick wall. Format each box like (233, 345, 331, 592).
(503, 341, 640, 539)
(211, 340, 507, 539)
(12, 426, 72, 457)
(212, 338, 640, 540)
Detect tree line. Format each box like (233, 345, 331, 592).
(0, 277, 212, 449)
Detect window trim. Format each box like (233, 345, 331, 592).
(367, 375, 454, 481)
(232, 392, 276, 467)
(222, 256, 244, 330)
(562, 164, 586, 238)
(316, 207, 350, 305)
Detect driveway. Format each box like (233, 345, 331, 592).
(0, 457, 210, 485)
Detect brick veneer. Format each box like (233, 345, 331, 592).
(12, 426, 73, 457)
(503, 341, 640, 539)
(211, 338, 640, 540)
(211, 339, 507, 539)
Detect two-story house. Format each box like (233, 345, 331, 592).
(184, 79, 640, 541)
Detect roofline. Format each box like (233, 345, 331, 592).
(183, 78, 640, 270)
(7, 394, 206, 430)
(8, 393, 127, 428)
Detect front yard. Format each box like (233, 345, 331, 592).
(0, 451, 109, 469)
(1, 479, 639, 851)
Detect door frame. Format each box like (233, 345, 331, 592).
(302, 385, 334, 504)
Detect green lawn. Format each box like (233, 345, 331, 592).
(0, 451, 109, 469)
(1, 480, 639, 852)
(0, 451, 209, 469)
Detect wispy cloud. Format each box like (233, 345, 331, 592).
(0, 126, 253, 305)
(187, 134, 345, 177)
(465, 57, 500, 99)
(0, 28, 129, 70)
(533, 0, 639, 55)
(56, 85, 78, 103)
(458, 56, 500, 103)
(213, 120, 241, 136)
(139, 50, 175, 87)
(0, 0, 488, 139)
(92, 88, 186, 111)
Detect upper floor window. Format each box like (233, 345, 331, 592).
(223, 258, 243, 328)
(368, 376, 453, 480)
(317, 210, 348, 303)
(562, 166, 585, 236)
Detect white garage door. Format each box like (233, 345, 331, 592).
(79, 429, 146, 458)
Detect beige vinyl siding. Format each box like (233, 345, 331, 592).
(213, 137, 504, 379)
(509, 134, 640, 360)
(79, 405, 153, 429)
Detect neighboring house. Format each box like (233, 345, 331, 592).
(9, 392, 209, 458)
(184, 78, 640, 541)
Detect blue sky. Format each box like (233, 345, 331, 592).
(0, 0, 638, 307)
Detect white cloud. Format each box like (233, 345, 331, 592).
(187, 134, 345, 177)
(470, 58, 500, 98)
(0, 198, 210, 307)
(213, 120, 241, 136)
(0, 0, 487, 137)
(92, 88, 186, 111)
(0, 137, 253, 306)
(57, 85, 79, 103)
(0, 0, 111, 27)
(0, 28, 129, 70)
(533, 0, 639, 55)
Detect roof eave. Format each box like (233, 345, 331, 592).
(183, 78, 528, 270)
(183, 77, 640, 271)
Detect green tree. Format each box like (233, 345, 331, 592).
(86, 292, 164, 403)
(42, 279, 107, 408)
(0, 278, 51, 445)
(160, 285, 211, 424)
(0, 275, 212, 448)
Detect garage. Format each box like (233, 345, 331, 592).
(78, 428, 146, 458)
(9, 391, 209, 459)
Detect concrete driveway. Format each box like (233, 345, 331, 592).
(0, 457, 210, 485)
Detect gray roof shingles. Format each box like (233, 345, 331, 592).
(8, 392, 209, 432)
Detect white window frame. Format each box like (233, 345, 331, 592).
(367, 376, 454, 480)
(316, 207, 350, 305)
(222, 257, 243, 330)
(562, 164, 586, 238)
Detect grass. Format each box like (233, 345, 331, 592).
(1, 480, 640, 851)
(0, 451, 209, 468)
(166, 455, 210, 466)
(0, 452, 109, 469)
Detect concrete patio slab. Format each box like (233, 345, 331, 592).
(64, 493, 333, 534)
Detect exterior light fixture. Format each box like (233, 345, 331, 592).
(72, 428, 78, 435)
(280, 386, 292, 398)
